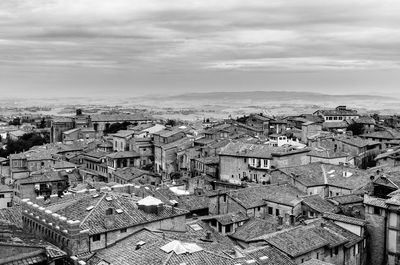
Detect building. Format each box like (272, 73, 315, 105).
(0, 184, 13, 208)
(272, 163, 371, 198)
(209, 184, 305, 220)
(360, 129, 400, 149)
(111, 167, 161, 185)
(314, 106, 359, 123)
(307, 149, 353, 165)
(111, 130, 135, 152)
(20, 192, 188, 256)
(251, 217, 366, 265)
(154, 134, 194, 178)
(219, 142, 310, 185)
(14, 171, 69, 200)
(106, 151, 141, 176)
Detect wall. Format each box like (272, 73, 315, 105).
(365, 205, 387, 265)
(219, 155, 271, 184)
(0, 191, 12, 208)
(271, 152, 310, 168)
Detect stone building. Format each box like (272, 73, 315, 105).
(20, 192, 187, 256)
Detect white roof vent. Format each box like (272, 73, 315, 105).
(160, 240, 203, 255)
(137, 196, 163, 206)
(92, 194, 99, 198)
(259, 256, 269, 261)
(116, 209, 123, 214)
(86, 206, 94, 211)
(105, 197, 113, 201)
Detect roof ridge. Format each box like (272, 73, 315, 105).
(80, 193, 107, 226)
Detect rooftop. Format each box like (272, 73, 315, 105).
(322, 213, 366, 226)
(230, 216, 278, 243)
(202, 212, 249, 226)
(33, 192, 188, 235)
(107, 151, 140, 159)
(225, 184, 305, 209)
(278, 162, 370, 190)
(113, 167, 155, 182)
(301, 195, 338, 214)
(336, 136, 380, 148)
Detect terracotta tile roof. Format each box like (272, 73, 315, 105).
(45, 192, 188, 235)
(239, 245, 295, 265)
(230, 217, 278, 242)
(219, 142, 274, 159)
(154, 127, 187, 138)
(113, 167, 156, 182)
(301, 195, 339, 214)
(106, 151, 140, 159)
(257, 226, 329, 258)
(111, 130, 135, 138)
(328, 194, 364, 205)
(0, 207, 22, 228)
(278, 162, 370, 190)
(227, 184, 305, 209)
(202, 212, 249, 226)
(336, 136, 380, 148)
(307, 149, 349, 158)
(361, 129, 400, 140)
(322, 121, 349, 129)
(305, 218, 363, 248)
(323, 213, 366, 226)
(90, 228, 238, 265)
(16, 171, 68, 185)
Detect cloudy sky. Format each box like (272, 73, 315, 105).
(1, 0, 400, 98)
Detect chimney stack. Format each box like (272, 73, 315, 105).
(205, 231, 212, 241)
(277, 215, 283, 226)
(289, 214, 295, 226)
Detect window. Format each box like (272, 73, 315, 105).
(334, 247, 339, 255)
(0, 194, 4, 199)
(225, 224, 231, 233)
(92, 234, 101, 242)
(276, 209, 280, 216)
(374, 207, 381, 215)
(120, 228, 127, 233)
(7, 202, 12, 207)
(244, 158, 247, 163)
(268, 207, 273, 215)
(316, 253, 319, 259)
(257, 207, 261, 211)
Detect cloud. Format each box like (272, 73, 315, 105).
(0, 0, 400, 96)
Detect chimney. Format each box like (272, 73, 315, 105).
(289, 214, 295, 226)
(205, 231, 212, 241)
(277, 215, 283, 226)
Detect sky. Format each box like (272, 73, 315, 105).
(0, 0, 400, 98)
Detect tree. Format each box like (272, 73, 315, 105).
(165, 119, 176, 127)
(39, 118, 47, 128)
(0, 132, 49, 158)
(103, 121, 132, 135)
(347, 123, 364, 136)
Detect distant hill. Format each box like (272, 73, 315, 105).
(168, 91, 392, 102)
